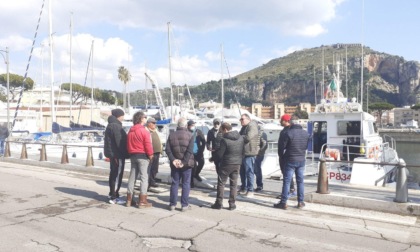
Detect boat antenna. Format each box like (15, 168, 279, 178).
(345, 45, 348, 99)
(11, 0, 46, 132)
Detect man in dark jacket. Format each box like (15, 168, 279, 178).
(146, 117, 162, 189)
(206, 118, 221, 174)
(254, 126, 267, 191)
(104, 108, 128, 204)
(187, 120, 206, 185)
(165, 117, 195, 211)
(211, 122, 244, 210)
(277, 114, 296, 198)
(274, 115, 309, 210)
(0, 124, 10, 156)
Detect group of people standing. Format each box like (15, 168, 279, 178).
(104, 107, 309, 212)
(104, 109, 161, 208)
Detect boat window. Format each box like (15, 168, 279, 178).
(373, 122, 378, 133)
(312, 121, 327, 154)
(368, 122, 375, 135)
(337, 121, 360, 135)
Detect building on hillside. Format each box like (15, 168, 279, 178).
(393, 107, 420, 127)
(251, 103, 314, 119)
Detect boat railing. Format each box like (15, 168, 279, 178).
(382, 134, 397, 150)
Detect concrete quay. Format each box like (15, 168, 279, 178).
(1, 159, 420, 251)
(1, 154, 420, 218)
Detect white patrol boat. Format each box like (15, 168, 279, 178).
(307, 62, 403, 186)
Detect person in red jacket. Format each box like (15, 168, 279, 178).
(126, 111, 154, 208)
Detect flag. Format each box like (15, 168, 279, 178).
(324, 79, 336, 99)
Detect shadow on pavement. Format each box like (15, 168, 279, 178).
(55, 187, 107, 202)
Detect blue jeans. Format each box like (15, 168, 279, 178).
(254, 155, 264, 188)
(0, 138, 5, 155)
(280, 161, 305, 204)
(240, 156, 256, 192)
(170, 168, 192, 207)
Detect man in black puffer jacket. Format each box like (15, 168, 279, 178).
(104, 108, 129, 204)
(211, 122, 244, 211)
(274, 115, 309, 210)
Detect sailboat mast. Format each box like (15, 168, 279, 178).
(167, 22, 173, 121)
(48, 0, 56, 122)
(145, 62, 148, 108)
(361, 0, 365, 108)
(322, 46, 325, 99)
(345, 45, 348, 99)
(69, 12, 73, 122)
(90, 40, 94, 123)
(221, 44, 224, 109)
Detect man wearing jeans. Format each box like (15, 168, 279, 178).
(238, 114, 260, 198)
(274, 115, 309, 210)
(165, 118, 195, 211)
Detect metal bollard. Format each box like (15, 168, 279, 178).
(394, 158, 408, 203)
(40, 144, 47, 161)
(20, 143, 28, 159)
(85, 146, 94, 167)
(4, 141, 10, 157)
(61, 145, 69, 164)
(316, 158, 330, 194)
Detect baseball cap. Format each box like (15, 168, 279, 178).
(281, 114, 291, 121)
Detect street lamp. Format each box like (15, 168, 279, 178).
(0, 47, 9, 133)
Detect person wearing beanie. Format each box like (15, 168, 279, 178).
(206, 118, 222, 174)
(146, 117, 162, 189)
(104, 108, 129, 204)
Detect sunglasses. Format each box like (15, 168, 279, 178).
(240, 118, 245, 121)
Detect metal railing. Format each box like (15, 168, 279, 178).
(2, 140, 104, 167)
(316, 158, 416, 203)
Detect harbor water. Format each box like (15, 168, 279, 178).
(396, 141, 420, 187)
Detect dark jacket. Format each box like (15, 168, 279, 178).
(278, 124, 309, 162)
(0, 126, 9, 139)
(104, 115, 128, 159)
(192, 128, 206, 157)
(277, 126, 290, 157)
(215, 130, 244, 166)
(257, 131, 268, 157)
(239, 120, 260, 156)
(207, 127, 222, 158)
(165, 127, 195, 169)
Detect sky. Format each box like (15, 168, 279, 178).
(0, 0, 419, 95)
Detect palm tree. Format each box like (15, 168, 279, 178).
(117, 66, 131, 111)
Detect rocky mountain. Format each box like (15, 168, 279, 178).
(132, 44, 420, 107)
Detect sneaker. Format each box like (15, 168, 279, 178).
(168, 205, 176, 211)
(228, 204, 236, 211)
(181, 205, 192, 212)
(149, 182, 159, 188)
(108, 198, 117, 204)
(211, 203, 222, 210)
(297, 202, 305, 209)
(244, 191, 254, 198)
(273, 202, 287, 210)
(255, 187, 263, 192)
(115, 198, 126, 205)
(288, 191, 297, 198)
(238, 189, 246, 194)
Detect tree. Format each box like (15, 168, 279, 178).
(117, 66, 131, 111)
(0, 73, 34, 101)
(369, 102, 395, 127)
(411, 104, 420, 110)
(293, 107, 308, 119)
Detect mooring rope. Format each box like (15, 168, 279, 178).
(11, 0, 46, 131)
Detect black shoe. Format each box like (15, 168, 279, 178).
(297, 202, 305, 209)
(195, 175, 203, 182)
(255, 187, 263, 192)
(149, 182, 159, 188)
(228, 204, 236, 211)
(273, 202, 287, 210)
(211, 203, 222, 210)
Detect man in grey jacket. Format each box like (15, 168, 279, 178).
(211, 122, 244, 210)
(238, 113, 260, 197)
